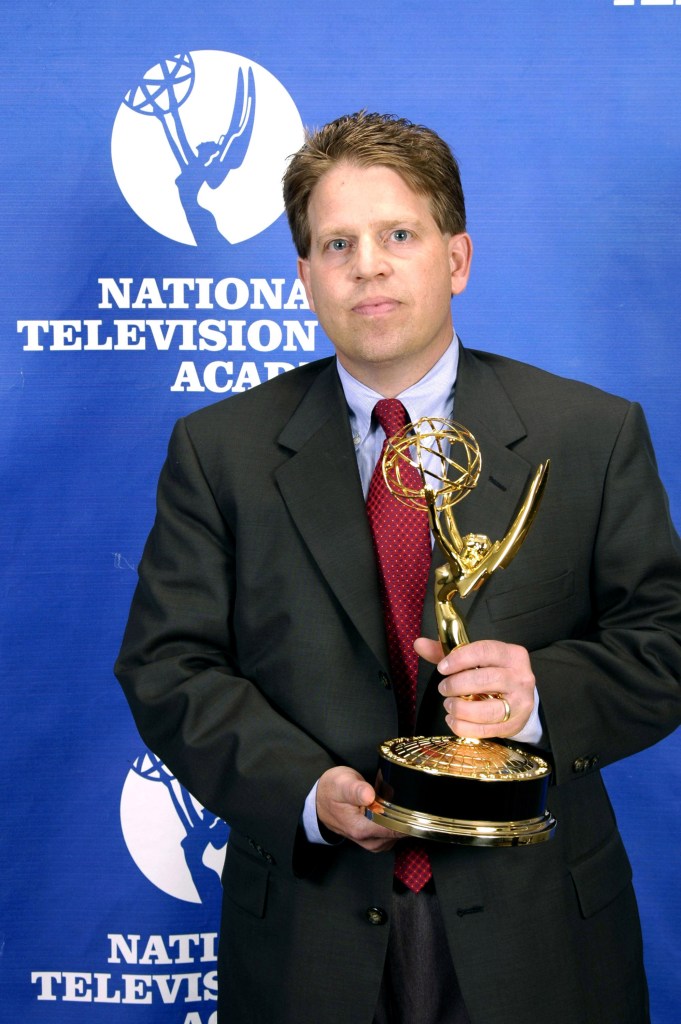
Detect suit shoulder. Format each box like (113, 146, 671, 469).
(468, 348, 631, 420)
(180, 358, 335, 437)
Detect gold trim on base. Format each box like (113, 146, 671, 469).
(367, 797, 556, 847)
(377, 735, 552, 781)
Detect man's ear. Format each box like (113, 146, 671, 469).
(297, 257, 316, 313)
(448, 233, 473, 296)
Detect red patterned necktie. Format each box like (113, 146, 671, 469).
(366, 399, 433, 893)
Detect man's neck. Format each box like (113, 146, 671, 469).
(336, 344, 453, 398)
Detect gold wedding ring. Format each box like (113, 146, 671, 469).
(461, 691, 511, 725)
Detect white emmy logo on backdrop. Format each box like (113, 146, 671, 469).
(120, 752, 228, 904)
(112, 50, 304, 246)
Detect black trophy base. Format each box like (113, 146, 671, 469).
(365, 735, 556, 847)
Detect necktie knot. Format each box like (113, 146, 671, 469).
(373, 398, 409, 441)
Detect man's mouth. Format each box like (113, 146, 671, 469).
(352, 297, 400, 317)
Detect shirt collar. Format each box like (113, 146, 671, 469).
(337, 335, 459, 445)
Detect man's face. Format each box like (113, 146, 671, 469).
(297, 162, 472, 394)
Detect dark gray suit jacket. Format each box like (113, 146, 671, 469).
(116, 345, 681, 1024)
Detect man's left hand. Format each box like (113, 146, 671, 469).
(414, 637, 536, 739)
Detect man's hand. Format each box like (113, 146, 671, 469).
(414, 637, 536, 739)
(316, 766, 399, 852)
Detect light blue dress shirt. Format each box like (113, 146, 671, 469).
(336, 336, 460, 500)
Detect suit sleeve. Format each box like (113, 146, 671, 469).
(531, 401, 681, 784)
(114, 417, 336, 870)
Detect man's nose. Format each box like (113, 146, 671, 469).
(352, 236, 391, 279)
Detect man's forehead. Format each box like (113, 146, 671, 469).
(306, 162, 434, 230)
(310, 160, 413, 197)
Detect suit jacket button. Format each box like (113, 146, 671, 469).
(379, 672, 391, 690)
(366, 906, 388, 926)
(572, 758, 586, 773)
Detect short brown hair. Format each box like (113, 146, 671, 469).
(283, 111, 466, 258)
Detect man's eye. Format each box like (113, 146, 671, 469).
(391, 229, 411, 242)
(328, 239, 348, 251)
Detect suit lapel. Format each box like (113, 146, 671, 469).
(274, 361, 390, 670)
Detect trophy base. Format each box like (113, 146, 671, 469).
(366, 735, 556, 847)
(367, 798, 556, 846)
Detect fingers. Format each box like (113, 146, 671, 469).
(432, 639, 536, 739)
(413, 636, 444, 665)
(316, 766, 398, 852)
(444, 693, 514, 738)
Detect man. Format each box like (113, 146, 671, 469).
(115, 112, 681, 1024)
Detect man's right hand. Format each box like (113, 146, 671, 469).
(316, 766, 399, 852)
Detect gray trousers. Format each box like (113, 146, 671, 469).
(373, 886, 471, 1024)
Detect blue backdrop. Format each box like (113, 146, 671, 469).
(2, 2, 680, 1021)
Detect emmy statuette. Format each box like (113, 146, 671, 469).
(366, 419, 557, 846)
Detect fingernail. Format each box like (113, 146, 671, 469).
(439, 659, 449, 673)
